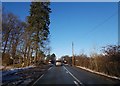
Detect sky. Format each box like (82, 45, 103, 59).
(2, 2, 118, 58)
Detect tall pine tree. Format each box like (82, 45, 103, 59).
(28, 2, 51, 63)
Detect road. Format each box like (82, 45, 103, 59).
(32, 65, 120, 86)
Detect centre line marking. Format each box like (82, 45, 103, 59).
(32, 74, 44, 86)
(63, 66, 84, 85)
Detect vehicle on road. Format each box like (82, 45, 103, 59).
(55, 60, 62, 66)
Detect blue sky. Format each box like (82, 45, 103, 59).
(2, 2, 118, 58)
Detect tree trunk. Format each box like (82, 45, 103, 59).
(27, 46, 30, 66)
(30, 48, 33, 65)
(2, 34, 9, 58)
(35, 49, 38, 64)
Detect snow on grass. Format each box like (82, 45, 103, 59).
(2, 65, 36, 76)
(76, 66, 120, 81)
(10, 65, 35, 70)
(0, 66, 4, 70)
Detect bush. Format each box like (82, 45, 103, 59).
(2, 53, 13, 66)
(73, 45, 120, 77)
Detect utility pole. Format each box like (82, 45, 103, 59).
(72, 42, 75, 66)
(117, 2, 120, 54)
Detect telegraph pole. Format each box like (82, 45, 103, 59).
(72, 42, 75, 66)
(118, 1, 120, 53)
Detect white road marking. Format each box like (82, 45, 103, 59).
(74, 81, 80, 86)
(48, 67, 52, 71)
(63, 66, 83, 85)
(66, 71, 68, 73)
(32, 74, 44, 86)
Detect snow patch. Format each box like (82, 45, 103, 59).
(10, 65, 35, 70)
(0, 66, 4, 70)
(2, 65, 36, 76)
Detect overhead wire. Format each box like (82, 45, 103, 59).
(84, 11, 117, 38)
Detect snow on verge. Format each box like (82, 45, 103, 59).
(2, 65, 36, 76)
(0, 66, 4, 70)
(76, 66, 120, 80)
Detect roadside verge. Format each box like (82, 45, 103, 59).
(2, 65, 50, 86)
(76, 66, 120, 81)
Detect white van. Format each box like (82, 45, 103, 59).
(55, 60, 62, 66)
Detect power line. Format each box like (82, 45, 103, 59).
(84, 11, 117, 38)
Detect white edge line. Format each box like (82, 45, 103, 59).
(48, 67, 52, 71)
(32, 74, 44, 86)
(74, 81, 80, 86)
(77, 66, 120, 80)
(63, 66, 83, 85)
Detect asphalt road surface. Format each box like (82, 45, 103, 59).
(32, 65, 120, 86)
